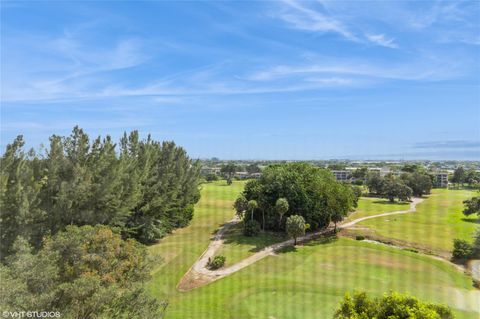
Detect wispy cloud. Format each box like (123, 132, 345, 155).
(245, 54, 464, 83)
(273, 0, 402, 48)
(276, 0, 357, 41)
(365, 34, 398, 48)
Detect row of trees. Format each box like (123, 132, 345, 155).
(451, 166, 480, 187)
(0, 225, 167, 318)
(234, 163, 358, 233)
(0, 127, 201, 258)
(366, 171, 432, 202)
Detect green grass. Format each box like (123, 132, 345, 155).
(165, 238, 479, 319)
(346, 197, 410, 221)
(148, 185, 479, 319)
(356, 189, 478, 254)
(147, 180, 245, 299)
(216, 223, 288, 265)
(212, 195, 409, 266)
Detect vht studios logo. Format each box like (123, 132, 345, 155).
(2, 311, 61, 318)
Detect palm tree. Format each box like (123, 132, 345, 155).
(275, 198, 289, 229)
(247, 200, 258, 221)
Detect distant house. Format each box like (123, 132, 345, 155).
(433, 173, 448, 188)
(234, 171, 250, 179)
(200, 166, 221, 176)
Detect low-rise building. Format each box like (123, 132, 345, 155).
(331, 170, 350, 182)
(434, 173, 448, 188)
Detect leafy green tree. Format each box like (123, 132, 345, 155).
(275, 198, 289, 229)
(286, 215, 306, 245)
(246, 164, 261, 174)
(465, 169, 480, 187)
(221, 163, 237, 179)
(333, 291, 454, 319)
(351, 186, 363, 208)
(0, 127, 201, 256)
(401, 172, 432, 197)
(234, 194, 248, 220)
(242, 163, 355, 232)
(0, 226, 166, 319)
(381, 176, 412, 203)
(451, 166, 466, 186)
(351, 167, 368, 180)
(366, 172, 384, 195)
(463, 197, 480, 217)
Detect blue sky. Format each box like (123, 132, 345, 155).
(1, 0, 479, 160)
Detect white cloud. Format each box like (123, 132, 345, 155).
(275, 0, 357, 41)
(365, 34, 398, 49)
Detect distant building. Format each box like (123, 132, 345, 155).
(434, 173, 448, 188)
(200, 167, 221, 176)
(234, 171, 249, 179)
(331, 170, 350, 182)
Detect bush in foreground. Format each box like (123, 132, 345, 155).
(208, 255, 226, 270)
(0, 225, 166, 319)
(333, 291, 454, 319)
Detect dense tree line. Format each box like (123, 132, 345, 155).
(0, 225, 167, 318)
(451, 166, 480, 188)
(365, 171, 431, 202)
(0, 127, 201, 258)
(234, 163, 357, 232)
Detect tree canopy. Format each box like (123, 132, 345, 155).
(238, 163, 357, 231)
(366, 173, 414, 202)
(463, 196, 480, 217)
(0, 127, 201, 258)
(0, 225, 166, 319)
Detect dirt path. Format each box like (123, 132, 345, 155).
(341, 197, 424, 228)
(468, 260, 480, 282)
(178, 197, 432, 291)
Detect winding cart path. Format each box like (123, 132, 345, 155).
(178, 197, 431, 291)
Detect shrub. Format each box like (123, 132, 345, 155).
(208, 255, 226, 270)
(334, 291, 454, 319)
(355, 235, 365, 241)
(244, 220, 261, 236)
(452, 239, 473, 259)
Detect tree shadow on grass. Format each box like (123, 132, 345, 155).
(372, 200, 409, 205)
(222, 223, 288, 253)
(303, 235, 338, 247)
(276, 245, 297, 254)
(461, 218, 480, 224)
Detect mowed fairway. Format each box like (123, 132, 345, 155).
(216, 223, 288, 266)
(357, 189, 478, 254)
(147, 180, 245, 299)
(165, 238, 479, 319)
(346, 197, 410, 222)
(148, 183, 479, 319)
